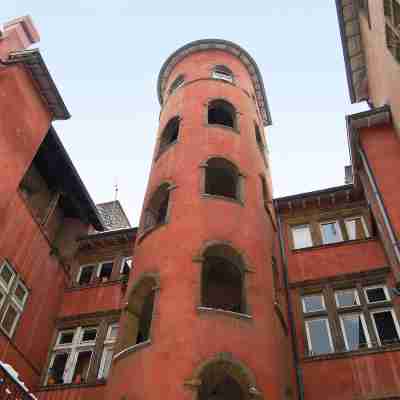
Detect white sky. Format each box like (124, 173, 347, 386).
(3, 2, 367, 225)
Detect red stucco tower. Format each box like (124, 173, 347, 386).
(106, 40, 292, 400)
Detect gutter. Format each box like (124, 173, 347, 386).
(358, 147, 400, 271)
(335, 0, 357, 103)
(276, 211, 305, 400)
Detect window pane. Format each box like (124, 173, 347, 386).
(48, 353, 69, 385)
(13, 281, 28, 307)
(372, 310, 400, 345)
(81, 327, 97, 342)
(0, 263, 14, 290)
(306, 319, 333, 355)
(121, 258, 132, 275)
(341, 314, 369, 350)
(98, 348, 114, 379)
(58, 331, 74, 346)
(335, 289, 359, 308)
(345, 217, 369, 240)
(302, 294, 325, 313)
(321, 221, 342, 244)
(1, 305, 19, 336)
(365, 286, 389, 303)
(292, 225, 312, 249)
(107, 324, 119, 341)
(78, 266, 94, 285)
(394, 0, 400, 26)
(98, 262, 113, 281)
(71, 351, 92, 384)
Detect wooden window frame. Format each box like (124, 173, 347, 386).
(301, 281, 400, 357)
(319, 219, 344, 245)
(291, 224, 313, 249)
(0, 260, 29, 339)
(289, 208, 374, 251)
(45, 321, 119, 387)
(384, 0, 400, 63)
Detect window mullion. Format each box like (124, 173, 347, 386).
(324, 286, 343, 352)
(357, 283, 378, 347)
(88, 320, 108, 383)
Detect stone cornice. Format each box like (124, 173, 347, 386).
(157, 39, 272, 126)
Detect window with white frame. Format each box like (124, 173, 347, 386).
(77, 261, 116, 286)
(97, 261, 114, 282)
(320, 220, 343, 244)
(212, 65, 234, 83)
(0, 261, 28, 338)
(345, 216, 370, 241)
(46, 326, 98, 385)
(77, 265, 96, 286)
(98, 324, 119, 380)
(120, 257, 133, 277)
(302, 283, 400, 356)
(384, 0, 400, 63)
(292, 225, 313, 249)
(305, 318, 334, 355)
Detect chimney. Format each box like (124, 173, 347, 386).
(344, 165, 353, 184)
(0, 15, 40, 59)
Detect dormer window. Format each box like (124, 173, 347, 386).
(168, 75, 185, 95)
(212, 65, 233, 83)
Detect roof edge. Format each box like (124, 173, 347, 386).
(8, 49, 71, 120)
(274, 184, 355, 204)
(157, 39, 272, 126)
(49, 127, 105, 231)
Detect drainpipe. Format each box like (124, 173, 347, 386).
(276, 210, 305, 400)
(358, 147, 400, 276)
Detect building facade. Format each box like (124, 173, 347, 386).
(0, 2, 399, 399)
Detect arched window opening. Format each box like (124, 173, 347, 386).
(254, 123, 264, 150)
(119, 276, 157, 351)
(198, 360, 252, 400)
(205, 158, 240, 200)
(260, 175, 270, 204)
(212, 65, 234, 83)
(201, 244, 245, 314)
(143, 183, 171, 231)
(158, 117, 180, 157)
(136, 290, 155, 344)
(169, 74, 185, 95)
(208, 100, 236, 129)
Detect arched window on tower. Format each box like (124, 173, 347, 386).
(117, 275, 157, 352)
(168, 74, 185, 95)
(212, 65, 234, 83)
(254, 123, 264, 151)
(193, 355, 261, 400)
(203, 158, 242, 201)
(157, 117, 180, 158)
(142, 183, 171, 232)
(207, 99, 237, 129)
(201, 244, 246, 314)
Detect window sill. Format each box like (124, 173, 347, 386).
(137, 222, 168, 244)
(113, 340, 152, 362)
(67, 279, 124, 292)
(38, 380, 107, 391)
(204, 123, 239, 134)
(154, 140, 179, 162)
(303, 342, 400, 362)
(292, 237, 376, 253)
(200, 193, 243, 206)
(197, 306, 252, 321)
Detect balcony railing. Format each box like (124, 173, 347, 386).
(0, 363, 36, 400)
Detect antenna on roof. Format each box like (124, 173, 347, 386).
(114, 178, 119, 202)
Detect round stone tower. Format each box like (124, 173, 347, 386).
(107, 39, 293, 400)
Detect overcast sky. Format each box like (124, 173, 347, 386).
(3, 2, 367, 225)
